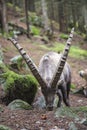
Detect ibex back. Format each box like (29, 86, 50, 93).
(9, 28, 74, 111)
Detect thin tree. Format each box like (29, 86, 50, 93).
(41, 0, 53, 39)
(58, 0, 64, 32)
(0, 0, 8, 33)
(28, 0, 35, 12)
(25, 0, 30, 38)
(41, 0, 49, 31)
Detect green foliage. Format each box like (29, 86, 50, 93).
(7, 2, 21, 13)
(20, 12, 43, 27)
(71, 83, 76, 89)
(8, 31, 14, 37)
(7, 3, 13, 8)
(30, 25, 41, 35)
(15, 6, 21, 12)
(59, 33, 69, 40)
(29, 13, 43, 27)
(0, 31, 14, 39)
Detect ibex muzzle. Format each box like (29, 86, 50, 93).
(9, 28, 74, 111)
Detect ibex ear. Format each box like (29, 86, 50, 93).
(50, 28, 74, 88)
(8, 38, 48, 89)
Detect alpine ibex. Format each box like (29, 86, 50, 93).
(9, 28, 74, 110)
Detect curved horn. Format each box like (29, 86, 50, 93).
(51, 28, 74, 88)
(8, 38, 48, 88)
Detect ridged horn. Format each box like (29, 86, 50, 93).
(51, 28, 74, 88)
(8, 38, 48, 88)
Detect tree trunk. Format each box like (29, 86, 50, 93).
(28, 0, 35, 12)
(25, 0, 30, 38)
(58, 1, 64, 32)
(41, 0, 49, 31)
(0, 0, 8, 33)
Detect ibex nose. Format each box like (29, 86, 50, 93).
(47, 105, 53, 111)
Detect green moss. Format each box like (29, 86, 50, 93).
(70, 46, 87, 59)
(53, 43, 87, 59)
(55, 106, 87, 119)
(8, 99, 32, 110)
(71, 83, 76, 89)
(74, 106, 87, 113)
(3, 72, 16, 92)
(40, 42, 87, 59)
(30, 25, 41, 35)
(56, 107, 79, 118)
(0, 125, 12, 130)
(0, 62, 38, 104)
(59, 33, 69, 40)
(0, 62, 9, 73)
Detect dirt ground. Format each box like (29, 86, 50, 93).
(0, 33, 87, 130)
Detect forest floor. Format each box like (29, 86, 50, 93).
(0, 11, 87, 130)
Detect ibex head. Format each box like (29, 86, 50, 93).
(9, 28, 74, 111)
(38, 52, 64, 110)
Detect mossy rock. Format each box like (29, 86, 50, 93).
(55, 106, 79, 119)
(8, 99, 32, 110)
(0, 62, 38, 104)
(0, 125, 12, 130)
(68, 122, 78, 130)
(55, 106, 87, 119)
(10, 55, 27, 71)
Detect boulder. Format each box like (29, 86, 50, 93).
(0, 62, 38, 105)
(8, 99, 32, 110)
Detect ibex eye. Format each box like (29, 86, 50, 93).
(41, 88, 45, 93)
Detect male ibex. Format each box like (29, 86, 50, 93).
(9, 28, 74, 110)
